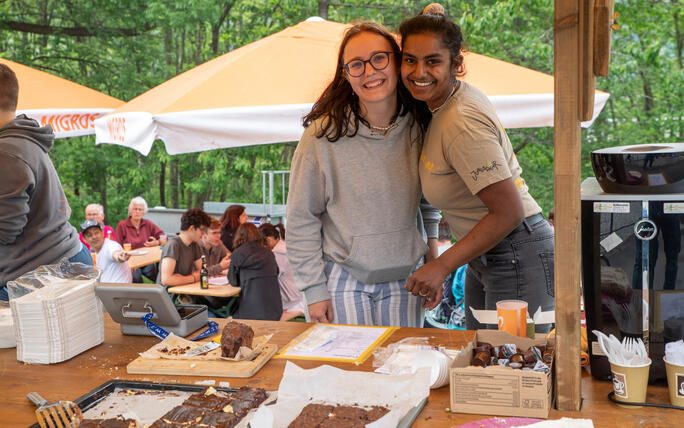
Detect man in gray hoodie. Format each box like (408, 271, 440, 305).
(0, 63, 90, 300)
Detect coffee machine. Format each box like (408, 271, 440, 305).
(582, 143, 684, 382)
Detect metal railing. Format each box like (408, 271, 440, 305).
(262, 170, 290, 215)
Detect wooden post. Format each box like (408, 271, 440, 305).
(554, 0, 583, 411)
(580, 0, 595, 121)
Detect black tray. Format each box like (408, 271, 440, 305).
(28, 379, 426, 427)
(28, 379, 237, 428)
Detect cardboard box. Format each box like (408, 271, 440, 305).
(449, 330, 554, 419)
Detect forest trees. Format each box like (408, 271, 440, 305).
(1, 0, 682, 227)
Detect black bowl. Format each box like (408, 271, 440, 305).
(591, 143, 684, 194)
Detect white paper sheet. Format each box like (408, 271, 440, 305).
(208, 276, 229, 286)
(250, 362, 431, 428)
(279, 324, 392, 361)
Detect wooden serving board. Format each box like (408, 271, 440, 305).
(126, 343, 278, 378)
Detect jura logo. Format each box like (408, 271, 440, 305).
(634, 219, 657, 240)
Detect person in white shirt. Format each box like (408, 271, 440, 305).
(259, 223, 305, 321)
(81, 220, 132, 283)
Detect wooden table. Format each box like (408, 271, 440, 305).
(1, 317, 680, 427)
(127, 246, 162, 270)
(167, 282, 240, 297)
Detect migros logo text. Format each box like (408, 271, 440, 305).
(40, 113, 102, 133)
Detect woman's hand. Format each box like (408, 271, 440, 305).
(405, 259, 450, 309)
(308, 300, 334, 323)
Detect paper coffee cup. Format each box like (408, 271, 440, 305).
(610, 358, 651, 408)
(496, 300, 528, 337)
(664, 357, 684, 407)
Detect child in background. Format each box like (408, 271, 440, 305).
(259, 223, 305, 321)
(228, 223, 283, 321)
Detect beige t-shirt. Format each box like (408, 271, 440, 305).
(419, 81, 541, 240)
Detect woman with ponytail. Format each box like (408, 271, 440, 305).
(399, 4, 555, 331)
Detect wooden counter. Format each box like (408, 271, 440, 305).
(0, 317, 679, 427)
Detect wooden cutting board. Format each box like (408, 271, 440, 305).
(126, 344, 278, 378)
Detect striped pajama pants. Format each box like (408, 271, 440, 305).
(322, 262, 424, 327)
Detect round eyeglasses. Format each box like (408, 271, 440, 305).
(344, 51, 393, 77)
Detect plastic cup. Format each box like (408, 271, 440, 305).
(159, 234, 167, 246)
(123, 243, 132, 252)
(496, 300, 528, 337)
(410, 349, 450, 389)
(609, 358, 651, 408)
(664, 357, 684, 407)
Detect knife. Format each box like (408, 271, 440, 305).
(183, 341, 220, 357)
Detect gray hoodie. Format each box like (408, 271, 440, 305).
(0, 114, 80, 285)
(286, 113, 440, 305)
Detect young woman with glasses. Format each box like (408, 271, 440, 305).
(286, 22, 440, 327)
(399, 5, 555, 331)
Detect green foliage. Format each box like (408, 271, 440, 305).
(1, 0, 681, 227)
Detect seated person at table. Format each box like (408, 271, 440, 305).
(156, 208, 212, 286)
(79, 203, 114, 250)
(81, 219, 131, 283)
(219, 204, 248, 252)
(228, 223, 283, 321)
(200, 218, 231, 276)
(259, 223, 304, 321)
(115, 196, 164, 283)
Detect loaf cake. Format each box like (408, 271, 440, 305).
(220, 321, 254, 358)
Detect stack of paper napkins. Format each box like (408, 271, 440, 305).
(0, 306, 15, 348)
(10, 275, 104, 364)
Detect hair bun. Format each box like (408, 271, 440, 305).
(422, 3, 445, 16)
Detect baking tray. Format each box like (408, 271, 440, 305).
(28, 379, 237, 428)
(398, 396, 428, 428)
(27, 379, 427, 427)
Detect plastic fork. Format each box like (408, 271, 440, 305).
(593, 330, 623, 365)
(27, 392, 82, 428)
(621, 337, 649, 365)
(620, 337, 637, 364)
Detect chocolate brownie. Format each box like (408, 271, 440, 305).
(366, 406, 389, 422)
(332, 405, 368, 420)
(228, 386, 267, 415)
(319, 418, 366, 428)
(288, 403, 389, 428)
(155, 404, 205, 424)
(198, 411, 241, 428)
(288, 404, 334, 428)
(220, 321, 254, 358)
(79, 417, 137, 428)
(183, 390, 232, 411)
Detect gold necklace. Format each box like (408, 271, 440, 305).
(429, 81, 459, 114)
